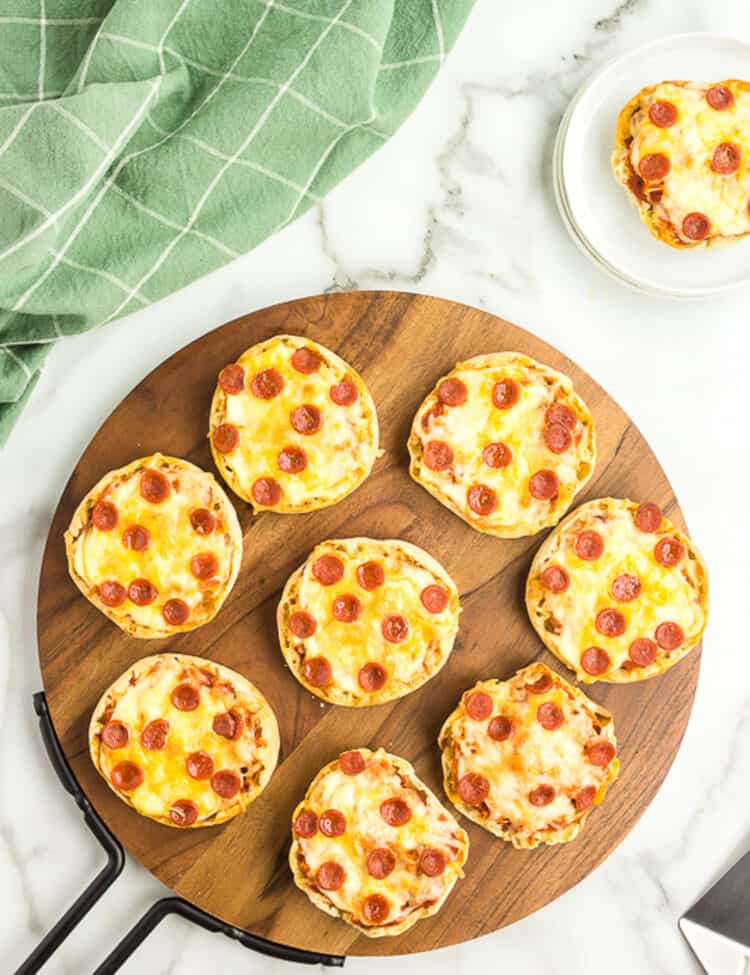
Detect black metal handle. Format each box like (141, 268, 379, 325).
(92, 897, 345, 972)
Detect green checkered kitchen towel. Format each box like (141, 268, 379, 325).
(0, 0, 475, 446)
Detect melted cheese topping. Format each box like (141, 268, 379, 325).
(212, 335, 378, 509)
(527, 499, 707, 682)
(410, 354, 595, 537)
(281, 539, 460, 704)
(73, 457, 238, 633)
(291, 749, 467, 931)
(628, 81, 750, 242)
(92, 655, 277, 825)
(442, 665, 617, 844)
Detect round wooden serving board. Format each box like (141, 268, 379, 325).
(38, 292, 700, 957)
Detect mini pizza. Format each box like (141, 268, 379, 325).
(290, 748, 468, 937)
(613, 80, 750, 248)
(408, 353, 596, 538)
(209, 334, 379, 512)
(277, 537, 460, 706)
(65, 454, 242, 638)
(89, 653, 279, 828)
(526, 498, 709, 683)
(438, 662, 618, 848)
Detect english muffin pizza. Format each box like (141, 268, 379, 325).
(65, 454, 242, 638)
(408, 353, 596, 538)
(613, 80, 750, 247)
(277, 537, 460, 706)
(89, 654, 279, 828)
(526, 498, 709, 683)
(209, 335, 379, 512)
(439, 663, 618, 848)
(290, 748, 468, 937)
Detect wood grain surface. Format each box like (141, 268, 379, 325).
(37, 291, 701, 957)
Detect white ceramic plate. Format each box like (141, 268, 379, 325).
(554, 32, 750, 299)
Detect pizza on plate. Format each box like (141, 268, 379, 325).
(439, 662, 618, 848)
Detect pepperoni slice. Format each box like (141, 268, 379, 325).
(289, 611, 317, 639)
(290, 404, 322, 435)
(466, 691, 493, 721)
(528, 784, 555, 807)
(312, 554, 344, 585)
(291, 347, 322, 374)
(332, 594, 361, 623)
(219, 364, 245, 394)
(654, 536, 684, 567)
(128, 579, 157, 606)
(339, 751, 365, 775)
(367, 848, 395, 879)
(482, 441, 512, 468)
(537, 702, 564, 731)
(655, 621, 684, 650)
(358, 662, 386, 692)
(101, 720, 129, 749)
(544, 423, 572, 454)
(527, 674, 553, 694)
(316, 861, 345, 891)
(545, 403, 577, 429)
(330, 379, 358, 406)
(140, 469, 171, 504)
(381, 614, 409, 643)
(457, 773, 489, 806)
(251, 477, 282, 507)
(595, 608, 626, 638)
(213, 423, 240, 454)
(634, 502, 661, 533)
(186, 751, 215, 780)
(99, 580, 126, 607)
(587, 741, 616, 767)
(92, 500, 118, 531)
(706, 84, 734, 110)
(171, 683, 200, 711)
(380, 798, 411, 826)
(303, 656, 332, 687)
(319, 809, 347, 837)
(575, 530, 603, 561)
(140, 718, 169, 750)
(362, 894, 390, 925)
(629, 637, 658, 667)
(190, 552, 218, 580)
(682, 212, 711, 241)
(170, 800, 199, 827)
(212, 710, 242, 740)
(488, 715, 513, 741)
(423, 440, 454, 471)
(648, 100, 678, 127)
(421, 403, 443, 431)
(163, 599, 189, 626)
(111, 761, 144, 791)
(581, 646, 611, 676)
(711, 141, 741, 175)
(437, 377, 468, 406)
(211, 769, 241, 799)
(294, 809, 318, 837)
(190, 508, 215, 535)
(638, 153, 670, 181)
(492, 378, 520, 409)
(541, 565, 569, 593)
(467, 484, 498, 516)
(529, 470, 559, 501)
(574, 786, 597, 811)
(356, 561, 385, 591)
(611, 573, 641, 602)
(122, 524, 150, 552)
(627, 171, 648, 202)
(250, 367, 284, 400)
(278, 446, 307, 474)
(421, 584, 448, 613)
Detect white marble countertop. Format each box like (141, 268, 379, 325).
(2, 1, 750, 972)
